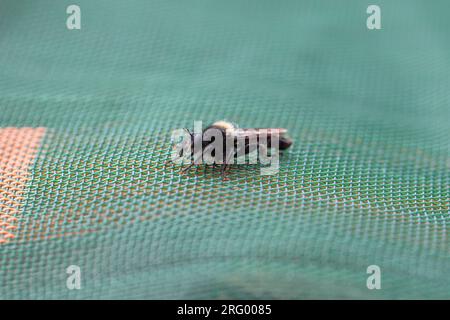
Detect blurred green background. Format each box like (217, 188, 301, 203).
(0, 0, 449, 299)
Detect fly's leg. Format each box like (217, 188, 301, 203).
(181, 150, 204, 174)
(221, 147, 235, 180)
(221, 164, 228, 174)
(181, 163, 194, 173)
(221, 163, 234, 181)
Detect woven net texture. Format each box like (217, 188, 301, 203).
(0, 0, 449, 299)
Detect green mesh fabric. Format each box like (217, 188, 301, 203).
(0, 0, 449, 299)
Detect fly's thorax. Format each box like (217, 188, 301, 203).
(210, 120, 236, 131)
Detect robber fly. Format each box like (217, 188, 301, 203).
(174, 120, 293, 176)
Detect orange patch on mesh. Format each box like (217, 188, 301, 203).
(0, 127, 46, 244)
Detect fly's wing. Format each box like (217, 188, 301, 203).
(233, 128, 288, 139)
(232, 128, 290, 155)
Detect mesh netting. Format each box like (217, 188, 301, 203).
(0, 0, 449, 299)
